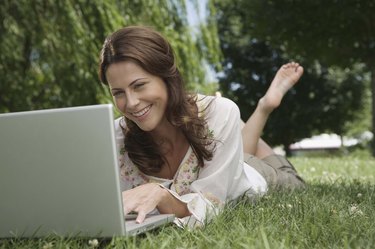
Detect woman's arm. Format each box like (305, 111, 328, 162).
(165, 96, 264, 228)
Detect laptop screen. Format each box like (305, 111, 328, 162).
(0, 105, 126, 237)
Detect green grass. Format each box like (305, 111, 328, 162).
(1, 156, 375, 249)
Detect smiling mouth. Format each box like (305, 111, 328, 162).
(131, 105, 152, 117)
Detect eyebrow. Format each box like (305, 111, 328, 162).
(110, 78, 147, 91)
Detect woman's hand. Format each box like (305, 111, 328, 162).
(122, 183, 166, 223)
(122, 183, 191, 223)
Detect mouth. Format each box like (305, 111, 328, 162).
(131, 105, 152, 118)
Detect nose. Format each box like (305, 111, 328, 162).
(125, 92, 140, 109)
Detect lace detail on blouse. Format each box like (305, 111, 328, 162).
(120, 153, 150, 188)
(172, 149, 200, 195)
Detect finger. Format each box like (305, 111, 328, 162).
(123, 201, 138, 216)
(136, 211, 147, 224)
(122, 191, 138, 215)
(122, 199, 132, 214)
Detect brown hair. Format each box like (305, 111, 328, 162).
(98, 26, 215, 175)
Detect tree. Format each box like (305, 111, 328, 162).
(211, 0, 369, 154)
(229, 0, 375, 154)
(0, 0, 221, 112)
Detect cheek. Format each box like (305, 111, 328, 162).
(113, 97, 126, 113)
(159, 85, 169, 104)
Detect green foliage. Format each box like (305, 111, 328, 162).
(218, 0, 375, 154)
(2, 157, 375, 248)
(0, 0, 221, 112)
(0, 0, 110, 112)
(325, 64, 371, 136)
(240, 0, 375, 67)
(211, 0, 370, 150)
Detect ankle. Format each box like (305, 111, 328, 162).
(257, 97, 276, 115)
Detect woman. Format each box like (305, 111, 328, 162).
(99, 26, 305, 228)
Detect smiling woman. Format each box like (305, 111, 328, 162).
(98, 26, 305, 228)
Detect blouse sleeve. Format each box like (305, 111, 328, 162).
(164, 96, 260, 228)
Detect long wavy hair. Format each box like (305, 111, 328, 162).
(98, 26, 215, 175)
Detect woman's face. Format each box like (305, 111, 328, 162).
(106, 61, 169, 132)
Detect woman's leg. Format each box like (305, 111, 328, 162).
(240, 121, 273, 158)
(242, 62, 303, 156)
(241, 62, 305, 189)
(255, 138, 275, 159)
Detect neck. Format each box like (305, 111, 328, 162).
(146, 117, 191, 179)
(150, 120, 190, 179)
(150, 119, 184, 152)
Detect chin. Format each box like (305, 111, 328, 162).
(138, 127, 153, 132)
(135, 123, 155, 132)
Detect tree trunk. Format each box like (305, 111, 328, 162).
(340, 135, 344, 148)
(284, 143, 292, 157)
(371, 67, 375, 156)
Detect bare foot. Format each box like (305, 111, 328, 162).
(259, 62, 303, 113)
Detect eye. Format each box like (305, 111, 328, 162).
(133, 82, 145, 90)
(112, 90, 125, 97)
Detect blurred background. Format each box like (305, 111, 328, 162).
(1, 0, 374, 157)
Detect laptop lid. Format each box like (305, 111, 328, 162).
(0, 104, 127, 237)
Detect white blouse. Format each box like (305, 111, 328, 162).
(114, 95, 267, 228)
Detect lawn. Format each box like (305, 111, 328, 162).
(1, 156, 375, 249)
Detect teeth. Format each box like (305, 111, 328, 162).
(132, 105, 151, 117)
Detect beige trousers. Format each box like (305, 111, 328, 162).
(244, 154, 306, 190)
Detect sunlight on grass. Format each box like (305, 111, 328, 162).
(291, 156, 375, 184)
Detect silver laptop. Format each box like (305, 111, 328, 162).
(0, 104, 174, 238)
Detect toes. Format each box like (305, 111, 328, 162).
(282, 62, 297, 69)
(296, 65, 304, 74)
(291, 61, 299, 68)
(282, 62, 302, 74)
(288, 62, 301, 70)
(294, 63, 300, 71)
